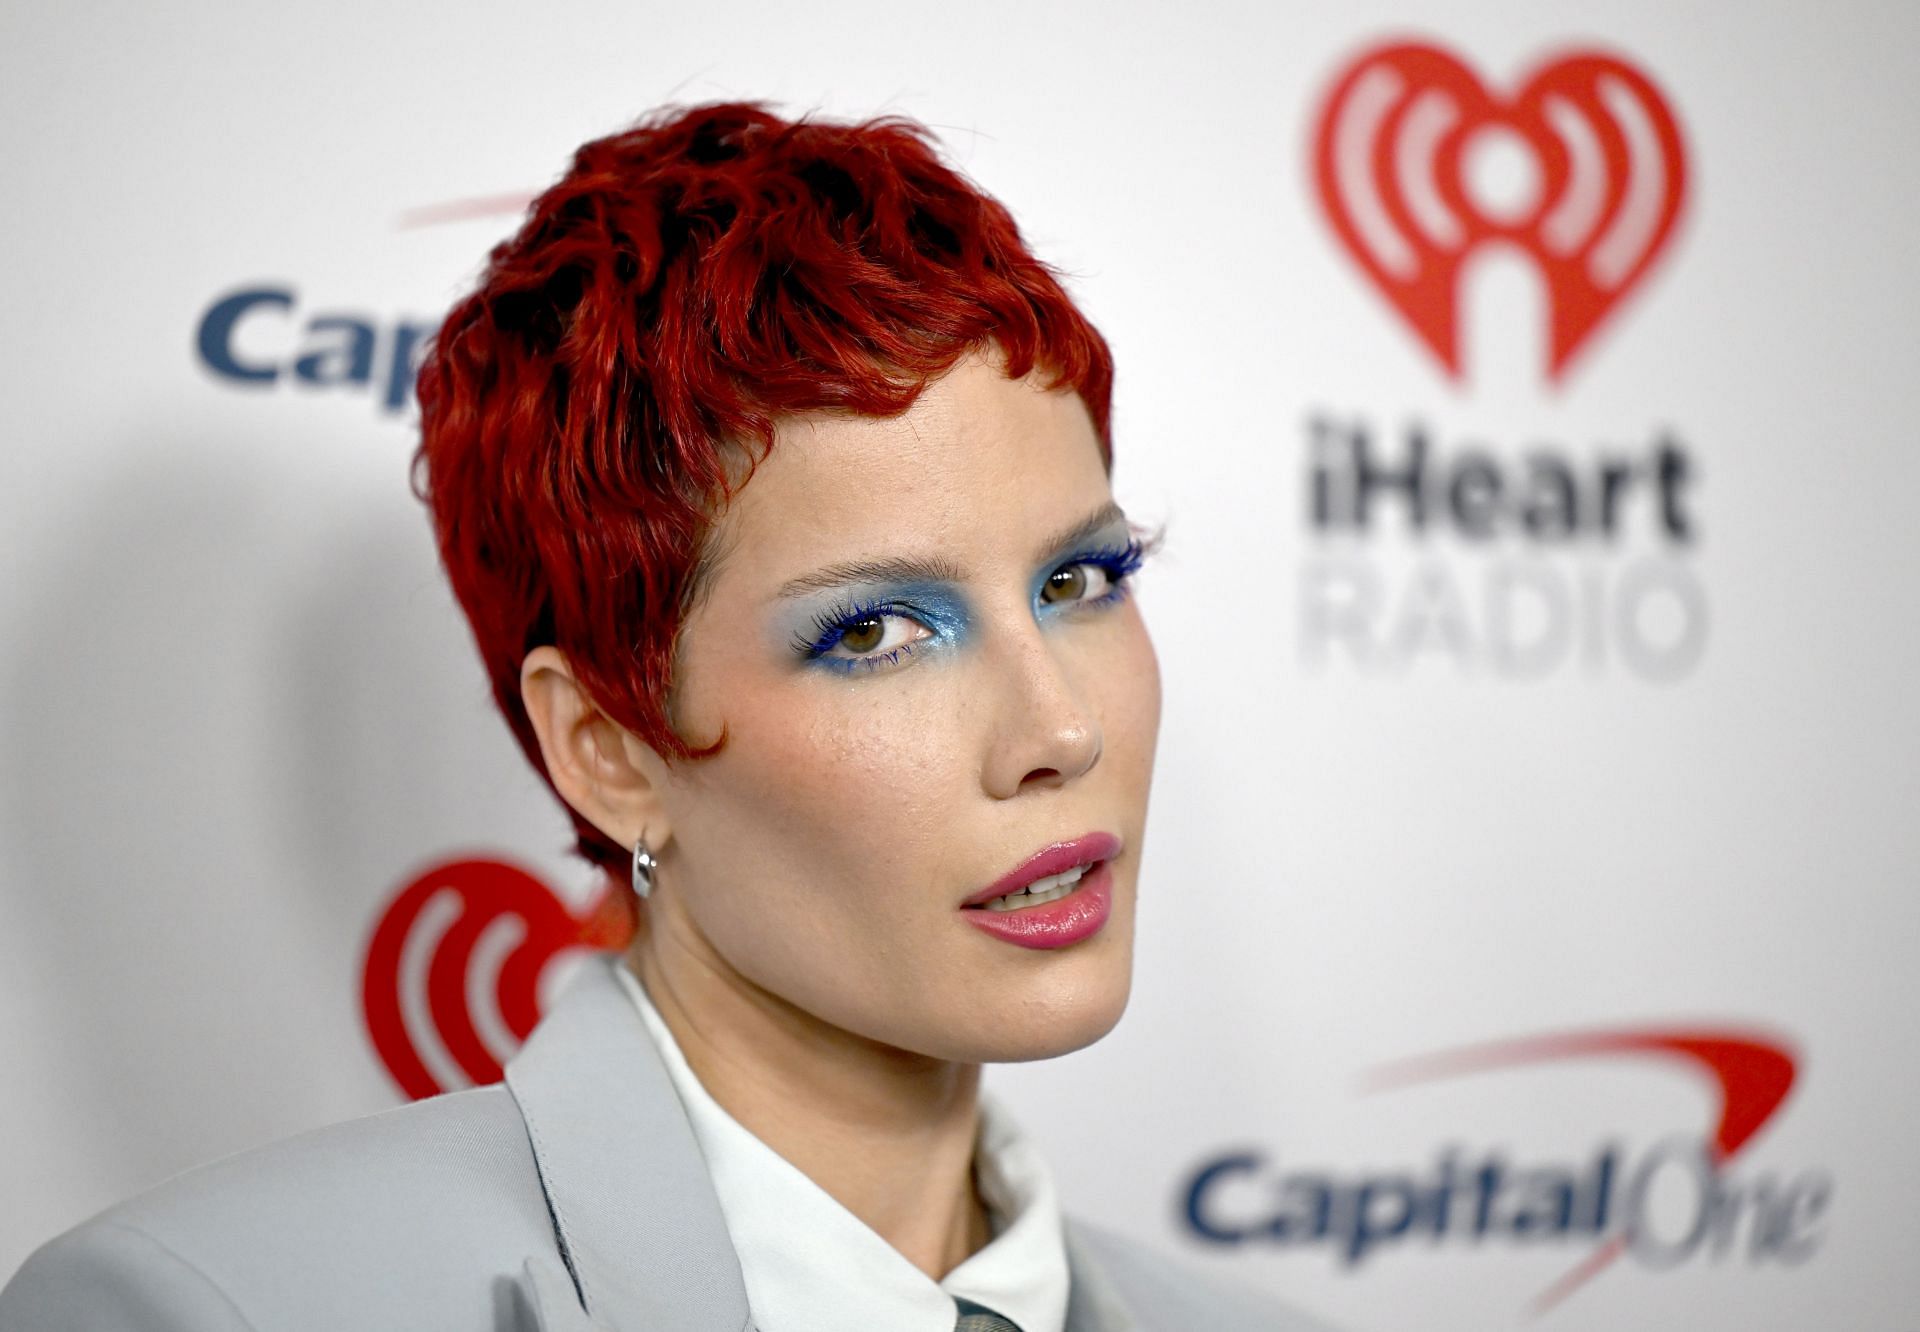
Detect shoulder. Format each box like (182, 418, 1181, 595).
(80, 1082, 550, 1257)
(0, 1085, 559, 1331)
(1064, 1215, 1343, 1332)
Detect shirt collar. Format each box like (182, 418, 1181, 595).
(614, 962, 1071, 1332)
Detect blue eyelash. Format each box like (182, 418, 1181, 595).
(1047, 535, 1149, 611)
(806, 641, 922, 676)
(791, 598, 917, 671)
(794, 533, 1152, 679)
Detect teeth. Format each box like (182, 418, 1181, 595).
(980, 863, 1089, 912)
(1021, 864, 1087, 896)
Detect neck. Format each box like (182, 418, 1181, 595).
(626, 899, 993, 1279)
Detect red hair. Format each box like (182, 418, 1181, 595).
(412, 101, 1116, 875)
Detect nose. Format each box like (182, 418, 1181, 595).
(979, 616, 1103, 799)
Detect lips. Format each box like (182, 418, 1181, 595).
(962, 831, 1122, 909)
(958, 832, 1123, 950)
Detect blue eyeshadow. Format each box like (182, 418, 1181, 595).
(778, 579, 976, 671)
(777, 518, 1149, 675)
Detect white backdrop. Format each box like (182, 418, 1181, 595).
(3, 2, 1916, 1328)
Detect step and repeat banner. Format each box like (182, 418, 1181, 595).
(2, 3, 1914, 1328)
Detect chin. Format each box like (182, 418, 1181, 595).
(945, 959, 1134, 1064)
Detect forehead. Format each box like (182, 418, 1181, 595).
(705, 353, 1110, 590)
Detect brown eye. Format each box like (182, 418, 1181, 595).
(1042, 565, 1088, 604)
(839, 616, 886, 653)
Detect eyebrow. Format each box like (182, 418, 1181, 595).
(1038, 498, 1131, 561)
(774, 499, 1129, 600)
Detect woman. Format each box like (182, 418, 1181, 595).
(0, 103, 1329, 1331)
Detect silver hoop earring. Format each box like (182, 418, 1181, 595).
(630, 835, 659, 901)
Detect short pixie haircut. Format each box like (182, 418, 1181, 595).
(412, 102, 1116, 876)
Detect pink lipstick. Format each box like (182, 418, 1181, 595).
(960, 832, 1120, 950)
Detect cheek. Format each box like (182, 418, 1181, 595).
(667, 672, 989, 1028)
(680, 668, 981, 890)
(1095, 605, 1163, 772)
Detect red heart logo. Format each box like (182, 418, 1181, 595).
(361, 857, 636, 1100)
(1311, 41, 1687, 382)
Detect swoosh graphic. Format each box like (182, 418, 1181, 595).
(1364, 1026, 1798, 1313)
(396, 192, 537, 229)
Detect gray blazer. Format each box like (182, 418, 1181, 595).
(0, 955, 1331, 1331)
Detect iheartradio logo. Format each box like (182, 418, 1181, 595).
(361, 857, 635, 1100)
(1311, 41, 1688, 383)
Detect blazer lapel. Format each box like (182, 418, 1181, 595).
(513, 1255, 615, 1331)
(1062, 1221, 1139, 1332)
(504, 952, 752, 1332)
(505, 952, 1144, 1332)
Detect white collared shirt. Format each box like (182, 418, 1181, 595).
(613, 965, 1070, 1332)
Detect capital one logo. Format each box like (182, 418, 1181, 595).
(361, 857, 633, 1099)
(1183, 1027, 1828, 1317)
(1311, 40, 1688, 382)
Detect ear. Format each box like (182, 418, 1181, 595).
(519, 645, 674, 854)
